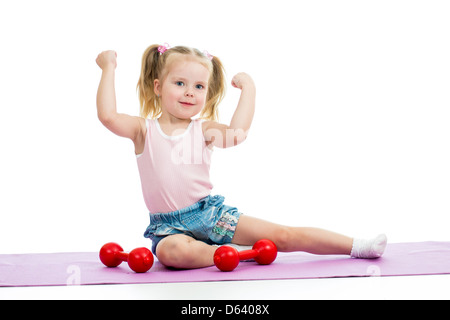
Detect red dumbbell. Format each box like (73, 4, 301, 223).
(214, 239, 277, 272)
(99, 242, 154, 273)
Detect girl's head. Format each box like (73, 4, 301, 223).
(137, 44, 226, 121)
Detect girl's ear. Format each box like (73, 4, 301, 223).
(154, 79, 161, 96)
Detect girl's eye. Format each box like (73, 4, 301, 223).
(196, 84, 204, 90)
(176, 81, 184, 86)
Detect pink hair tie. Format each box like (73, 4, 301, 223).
(158, 43, 170, 55)
(203, 50, 213, 61)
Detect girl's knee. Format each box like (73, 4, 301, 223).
(156, 235, 192, 268)
(271, 226, 292, 252)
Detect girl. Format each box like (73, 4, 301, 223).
(96, 44, 387, 269)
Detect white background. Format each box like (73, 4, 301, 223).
(0, 0, 449, 256)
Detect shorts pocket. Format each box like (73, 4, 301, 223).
(182, 213, 210, 241)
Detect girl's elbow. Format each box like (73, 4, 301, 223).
(233, 132, 248, 146)
(98, 115, 111, 127)
(226, 128, 248, 148)
(98, 113, 117, 130)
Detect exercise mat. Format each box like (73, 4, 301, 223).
(1, 242, 450, 287)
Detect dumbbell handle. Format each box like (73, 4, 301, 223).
(239, 249, 258, 261)
(115, 251, 130, 262)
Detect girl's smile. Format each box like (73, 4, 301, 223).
(179, 101, 195, 107)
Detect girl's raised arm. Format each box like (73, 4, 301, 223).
(203, 72, 256, 148)
(96, 51, 145, 151)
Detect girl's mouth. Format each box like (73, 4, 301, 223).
(179, 102, 194, 107)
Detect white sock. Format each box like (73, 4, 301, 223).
(350, 234, 387, 259)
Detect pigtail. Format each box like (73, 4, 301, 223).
(137, 44, 162, 119)
(201, 55, 226, 121)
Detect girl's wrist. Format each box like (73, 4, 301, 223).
(241, 82, 256, 93)
(102, 65, 116, 73)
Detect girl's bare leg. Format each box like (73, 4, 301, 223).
(154, 216, 386, 269)
(155, 216, 353, 269)
(232, 215, 353, 255)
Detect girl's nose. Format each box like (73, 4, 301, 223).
(185, 89, 194, 98)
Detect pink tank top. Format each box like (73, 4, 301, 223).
(136, 119, 213, 213)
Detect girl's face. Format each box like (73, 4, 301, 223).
(155, 57, 210, 121)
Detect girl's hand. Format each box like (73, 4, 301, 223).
(96, 50, 117, 70)
(231, 72, 255, 90)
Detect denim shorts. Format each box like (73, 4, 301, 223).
(143, 195, 242, 255)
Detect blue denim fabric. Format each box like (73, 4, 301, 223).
(143, 195, 242, 255)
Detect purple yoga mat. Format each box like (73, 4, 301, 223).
(1, 242, 450, 287)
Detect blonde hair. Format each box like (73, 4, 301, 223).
(137, 45, 226, 121)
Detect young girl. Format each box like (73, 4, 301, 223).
(96, 44, 387, 269)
